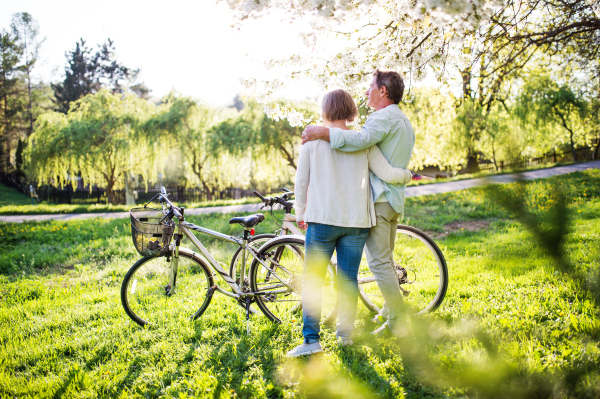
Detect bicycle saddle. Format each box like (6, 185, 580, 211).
(228, 213, 265, 228)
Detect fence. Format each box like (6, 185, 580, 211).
(474, 145, 599, 174)
(3, 143, 598, 206)
(33, 186, 263, 206)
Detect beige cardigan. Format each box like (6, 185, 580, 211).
(294, 140, 412, 228)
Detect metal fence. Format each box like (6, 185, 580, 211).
(473, 145, 599, 174)
(33, 186, 263, 205)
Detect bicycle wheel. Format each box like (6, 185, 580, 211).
(249, 237, 337, 324)
(121, 248, 214, 327)
(229, 234, 276, 290)
(358, 225, 448, 315)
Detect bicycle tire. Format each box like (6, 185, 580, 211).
(121, 248, 214, 327)
(358, 224, 448, 315)
(249, 237, 338, 324)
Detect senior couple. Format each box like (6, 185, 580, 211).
(288, 69, 416, 357)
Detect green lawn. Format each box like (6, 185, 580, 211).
(0, 183, 32, 206)
(1, 171, 599, 398)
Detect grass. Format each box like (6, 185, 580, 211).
(1, 170, 600, 397)
(0, 183, 32, 206)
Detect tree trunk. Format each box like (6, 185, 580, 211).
(106, 178, 115, 204)
(124, 172, 136, 206)
(466, 153, 479, 173)
(201, 179, 213, 201)
(570, 131, 577, 162)
(27, 69, 33, 136)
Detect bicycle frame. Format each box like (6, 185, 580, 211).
(168, 219, 295, 301)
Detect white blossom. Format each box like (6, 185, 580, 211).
(223, 0, 500, 122)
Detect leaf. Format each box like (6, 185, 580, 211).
(569, 313, 579, 331)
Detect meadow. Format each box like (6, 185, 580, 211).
(1, 170, 599, 398)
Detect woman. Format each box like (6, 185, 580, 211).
(287, 89, 412, 357)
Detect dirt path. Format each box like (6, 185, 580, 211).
(2, 160, 599, 223)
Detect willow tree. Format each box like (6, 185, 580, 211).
(516, 73, 590, 161)
(210, 101, 316, 171)
(142, 93, 217, 199)
(26, 89, 159, 203)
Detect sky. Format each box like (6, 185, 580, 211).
(0, 0, 321, 106)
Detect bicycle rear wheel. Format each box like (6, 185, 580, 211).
(121, 248, 214, 327)
(249, 237, 337, 324)
(358, 225, 448, 315)
(229, 234, 276, 290)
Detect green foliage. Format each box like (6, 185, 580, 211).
(143, 93, 218, 197)
(515, 71, 592, 159)
(211, 100, 317, 171)
(25, 90, 162, 204)
(402, 88, 461, 171)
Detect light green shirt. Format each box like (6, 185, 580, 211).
(329, 104, 415, 213)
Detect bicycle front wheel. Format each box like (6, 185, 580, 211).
(358, 225, 448, 315)
(121, 248, 214, 327)
(249, 237, 337, 324)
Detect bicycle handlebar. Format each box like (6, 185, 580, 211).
(253, 190, 266, 201)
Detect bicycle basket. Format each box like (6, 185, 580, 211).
(130, 207, 175, 257)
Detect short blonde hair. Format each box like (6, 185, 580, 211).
(321, 89, 358, 122)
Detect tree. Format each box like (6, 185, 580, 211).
(142, 94, 218, 199)
(516, 73, 589, 161)
(211, 101, 316, 171)
(52, 39, 149, 113)
(0, 26, 24, 172)
(400, 88, 461, 171)
(224, 0, 598, 133)
(26, 90, 160, 204)
(11, 13, 42, 137)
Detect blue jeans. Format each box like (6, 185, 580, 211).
(302, 223, 369, 343)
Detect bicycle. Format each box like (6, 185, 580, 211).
(120, 187, 336, 331)
(243, 189, 448, 317)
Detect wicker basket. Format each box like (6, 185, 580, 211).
(130, 207, 175, 257)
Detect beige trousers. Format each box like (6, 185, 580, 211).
(364, 201, 403, 324)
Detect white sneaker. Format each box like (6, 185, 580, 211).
(337, 336, 353, 346)
(286, 341, 323, 357)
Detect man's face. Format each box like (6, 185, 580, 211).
(365, 76, 384, 109)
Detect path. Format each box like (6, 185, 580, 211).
(2, 160, 599, 223)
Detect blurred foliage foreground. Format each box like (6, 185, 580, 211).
(0, 170, 599, 398)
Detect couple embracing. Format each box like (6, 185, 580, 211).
(288, 69, 415, 357)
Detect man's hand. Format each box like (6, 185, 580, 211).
(301, 125, 330, 144)
(297, 221, 308, 230)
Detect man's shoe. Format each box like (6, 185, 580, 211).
(337, 336, 353, 346)
(286, 341, 323, 357)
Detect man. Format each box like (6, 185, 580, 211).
(301, 69, 415, 333)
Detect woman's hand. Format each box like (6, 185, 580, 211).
(297, 221, 308, 230)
